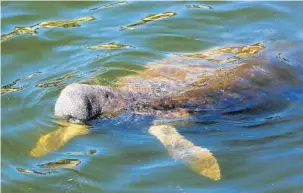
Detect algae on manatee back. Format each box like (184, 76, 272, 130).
(177, 42, 266, 63)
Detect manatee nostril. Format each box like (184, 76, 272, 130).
(105, 93, 109, 99)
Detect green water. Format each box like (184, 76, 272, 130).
(1, 1, 303, 193)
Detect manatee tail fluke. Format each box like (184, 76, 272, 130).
(149, 125, 221, 181)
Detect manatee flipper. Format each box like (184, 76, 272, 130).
(149, 125, 221, 180)
(30, 120, 89, 157)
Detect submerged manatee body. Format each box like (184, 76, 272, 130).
(55, 42, 302, 123)
(39, 42, 302, 180)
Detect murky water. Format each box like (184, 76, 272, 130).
(1, 1, 303, 193)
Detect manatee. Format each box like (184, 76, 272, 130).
(33, 42, 302, 180)
(54, 42, 270, 123)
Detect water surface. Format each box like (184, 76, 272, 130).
(1, 1, 303, 193)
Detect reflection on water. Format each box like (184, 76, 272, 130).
(120, 12, 177, 31)
(1, 71, 41, 94)
(0, 26, 38, 41)
(1, 16, 95, 41)
(36, 72, 77, 88)
(88, 42, 134, 50)
(16, 168, 59, 176)
(2, 1, 303, 193)
(90, 1, 127, 11)
(185, 4, 213, 10)
(37, 158, 81, 169)
(39, 16, 95, 28)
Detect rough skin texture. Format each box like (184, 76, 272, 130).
(55, 84, 132, 123)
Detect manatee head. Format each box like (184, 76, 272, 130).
(54, 83, 129, 123)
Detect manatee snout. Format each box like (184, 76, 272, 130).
(55, 83, 129, 123)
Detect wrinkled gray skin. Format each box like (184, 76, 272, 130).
(55, 84, 135, 123)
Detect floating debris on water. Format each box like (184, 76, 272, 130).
(1, 26, 38, 41)
(38, 158, 81, 169)
(177, 42, 266, 63)
(149, 125, 221, 181)
(16, 168, 59, 175)
(88, 42, 134, 50)
(120, 12, 177, 31)
(66, 149, 97, 155)
(39, 16, 96, 28)
(36, 73, 76, 88)
(90, 1, 127, 10)
(186, 4, 213, 9)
